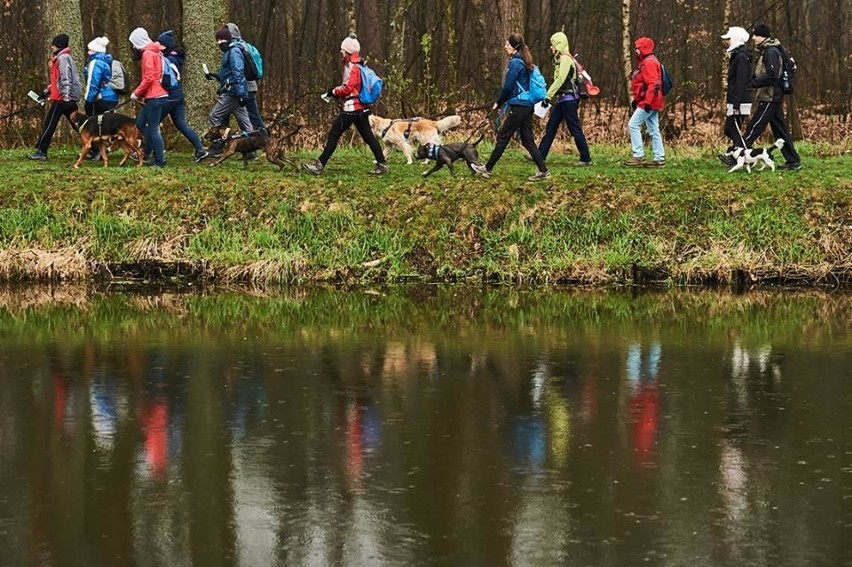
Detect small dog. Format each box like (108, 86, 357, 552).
(71, 111, 143, 168)
(415, 134, 484, 177)
(728, 139, 785, 173)
(369, 114, 462, 164)
(204, 126, 297, 170)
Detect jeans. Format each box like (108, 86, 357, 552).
(485, 105, 546, 172)
(538, 97, 590, 162)
(318, 110, 385, 166)
(245, 91, 265, 131)
(162, 97, 204, 153)
(136, 97, 167, 165)
(628, 108, 665, 161)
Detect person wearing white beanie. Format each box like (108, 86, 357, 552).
(340, 34, 360, 55)
(718, 26, 753, 164)
(87, 36, 109, 53)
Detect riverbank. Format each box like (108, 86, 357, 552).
(1, 143, 850, 287)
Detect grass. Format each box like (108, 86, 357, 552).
(0, 140, 850, 286)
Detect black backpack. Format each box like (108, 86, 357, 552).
(776, 46, 797, 95)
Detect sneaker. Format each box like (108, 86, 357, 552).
(368, 162, 389, 175)
(28, 150, 47, 161)
(717, 153, 736, 167)
(528, 170, 551, 181)
(301, 160, 323, 175)
(129, 151, 139, 161)
(623, 157, 646, 167)
(470, 163, 491, 178)
(194, 149, 210, 162)
(779, 162, 802, 171)
(144, 161, 165, 168)
(577, 161, 592, 167)
(645, 160, 666, 168)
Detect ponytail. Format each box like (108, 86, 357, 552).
(507, 33, 534, 71)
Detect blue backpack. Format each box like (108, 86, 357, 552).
(358, 64, 383, 104)
(242, 42, 264, 81)
(160, 54, 179, 89)
(516, 65, 547, 104)
(660, 63, 673, 96)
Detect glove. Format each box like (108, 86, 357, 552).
(641, 104, 651, 111)
(325, 88, 335, 98)
(130, 92, 139, 102)
(238, 97, 246, 107)
(541, 100, 550, 108)
(630, 100, 638, 110)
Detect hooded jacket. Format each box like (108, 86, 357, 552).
(497, 52, 535, 107)
(215, 39, 248, 99)
(630, 37, 664, 111)
(332, 53, 369, 112)
(48, 47, 82, 102)
(726, 44, 752, 109)
(157, 30, 185, 100)
(134, 41, 169, 100)
(750, 37, 784, 103)
(226, 23, 259, 93)
(84, 52, 118, 103)
(546, 32, 578, 100)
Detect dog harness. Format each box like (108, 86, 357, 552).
(427, 144, 442, 161)
(380, 117, 421, 140)
(79, 114, 106, 137)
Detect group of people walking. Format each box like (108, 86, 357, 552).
(27, 22, 802, 175)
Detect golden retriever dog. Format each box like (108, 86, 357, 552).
(369, 114, 462, 164)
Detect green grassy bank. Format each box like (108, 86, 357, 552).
(1, 143, 850, 286)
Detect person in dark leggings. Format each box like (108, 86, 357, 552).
(471, 33, 549, 181)
(82, 36, 119, 159)
(157, 30, 208, 161)
(30, 34, 82, 161)
(302, 33, 388, 176)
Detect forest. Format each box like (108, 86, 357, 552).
(0, 0, 850, 147)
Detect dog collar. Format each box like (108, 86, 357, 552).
(428, 144, 441, 161)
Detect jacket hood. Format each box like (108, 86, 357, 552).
(226, 23, 242, 40)
(89, 52, 113, 65)
(634, 37, 655, 57)
(143, 41, 164, 53)
(550, 32, 569, 53)
(157, 30, 176, 49)
(722, 26, 750, 52)
(756, 37, 781, 50)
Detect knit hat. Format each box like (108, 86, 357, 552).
(720, 26, 750, 51)
(751, 23, 771, 38)
(215, 26, 232, 42)
(87, 36, 109, 53)
(51, 34, 69, 50)
(157, 30, 175, 50)
(340, 33, 360, 54)
(129, 27, 152, 50)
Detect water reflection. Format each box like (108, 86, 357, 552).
(0, 286, 850, 566)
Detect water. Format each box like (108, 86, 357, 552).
(0, 286, 850, 566)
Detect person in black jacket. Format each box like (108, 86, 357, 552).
(718, 27, 752, 165)
(740, 23, 801, 171)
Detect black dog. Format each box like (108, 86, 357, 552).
(415, 134, 484, 177)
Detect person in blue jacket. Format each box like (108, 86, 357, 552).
(472, 33, 549, 181)
(203, 26, 253, 157)
(157, 30, 208, 161)
(82, 36, 119, 158)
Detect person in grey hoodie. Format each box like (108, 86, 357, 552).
(30, 34, 82, 160)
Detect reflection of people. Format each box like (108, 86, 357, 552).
(626, 342, 661, 467)
(718, 27, 752, 164)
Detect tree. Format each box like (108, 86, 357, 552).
(182, 0, 228, 132)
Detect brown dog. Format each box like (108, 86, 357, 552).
(204, 126, 297, 170)
(369, 114, 462, 164)
(71, 111, 143, 168)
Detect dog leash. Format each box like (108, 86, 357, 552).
(380, 117, 421, 140)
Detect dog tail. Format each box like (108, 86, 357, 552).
(436, 115, 462, 133)
(470, 133, 484, 147)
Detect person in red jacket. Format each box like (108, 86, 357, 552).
(128, 27, 169, 167)
(302, 33, 388, 176)
(624, 37, 666, 168)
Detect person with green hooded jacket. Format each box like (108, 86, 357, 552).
(537, 32, 591, 165)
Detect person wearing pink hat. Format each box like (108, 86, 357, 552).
(302, 33, 388, 176)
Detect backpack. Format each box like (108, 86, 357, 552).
(160, 54, 180, 89)
(358, 64, 383, 104)
(108, 60, 127, 95)
(516, 65, 547, 104)
(660, 63, 674, 96)
(241, 42, 264, 81)
(776, 46, 797, 94)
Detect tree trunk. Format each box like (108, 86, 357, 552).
(620, 0, 633, 103)
(45, 0, 85, 65)
(182, 0, 228, 132)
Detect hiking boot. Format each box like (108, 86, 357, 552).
(779, 162, 802, 171)
(527, 170, 551, 182)
(470, 163, 491, 178)
(301, 160, 324, 175)
(645, 160, 666, 168)
(623, 157, 646, 167)
(368, 162, 389, 175)
(28, 150, 47, 161)
(194, 149, 210, 162)
(717, 153, 736, 167)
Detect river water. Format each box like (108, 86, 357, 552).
(0, 286, 850, 566)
